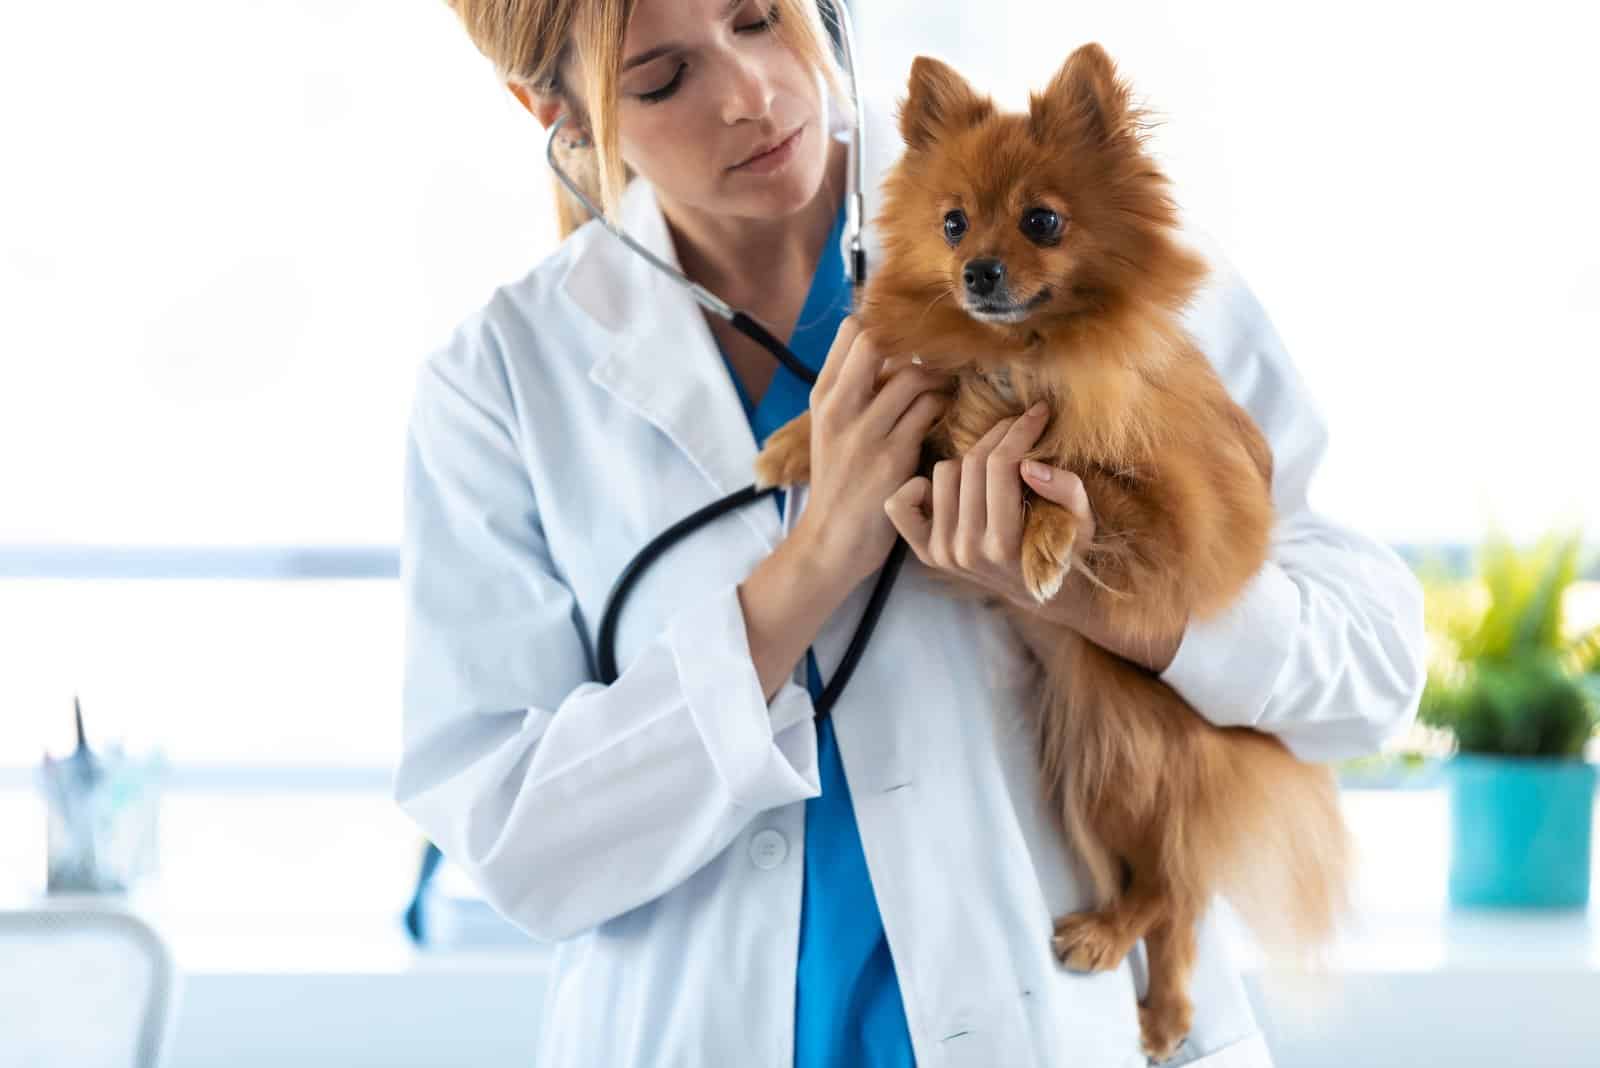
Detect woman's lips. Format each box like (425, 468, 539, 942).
(730, 125, 804, 174)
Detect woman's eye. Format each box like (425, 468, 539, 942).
(943, 210, 968, 244)
(638, 63, 687, 104)
(735, 3, 781, 32)
(1021, 208, 1062, 242)
(636, 6, 777, 105)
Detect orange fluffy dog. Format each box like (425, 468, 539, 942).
(755, 43, 1353, 1060)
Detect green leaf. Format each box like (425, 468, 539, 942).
(1417, 526, 1600, 757)
(1511, 529, 1582, 656)
(1567, 622, 1600, 677)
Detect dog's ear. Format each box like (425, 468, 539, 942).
(898, 55, 993, 151)
(1029, 42, 1135, 143)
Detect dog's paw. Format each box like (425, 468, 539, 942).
(1021, 501, 1078, 603)
(1051, 911, 1130, 973)
(753, 412, 813, 489)
(1139, 997, 1194, 1064)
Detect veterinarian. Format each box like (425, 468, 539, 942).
(395, 0, 1427, 1064)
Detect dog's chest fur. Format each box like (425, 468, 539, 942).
(976, 365, 1019, 404)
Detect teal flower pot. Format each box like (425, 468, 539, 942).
(1446, 754, 1596, 908)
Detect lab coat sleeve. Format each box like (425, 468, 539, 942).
(392, 343, 821, 944)
(1155, 249, 1428, 765)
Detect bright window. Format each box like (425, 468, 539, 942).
(0, 1, 556, 549)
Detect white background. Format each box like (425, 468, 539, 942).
(1, 4, 1595, 776)
(1, 11, 1595, 1066)
(4, 2, 1598, 553)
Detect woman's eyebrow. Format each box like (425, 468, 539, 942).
(622, 0, 746, 71)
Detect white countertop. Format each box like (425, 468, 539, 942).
(5, 787, 1598, 1066)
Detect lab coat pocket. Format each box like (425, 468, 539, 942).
(930, 988, 1046, 1068)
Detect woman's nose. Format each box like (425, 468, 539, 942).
(720, 53, 775, 125)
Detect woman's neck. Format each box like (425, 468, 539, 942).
(659, 133, 847, 308)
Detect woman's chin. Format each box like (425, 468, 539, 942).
(719, 125, 832, 212)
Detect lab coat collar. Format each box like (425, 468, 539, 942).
(567, 96, 900, 528)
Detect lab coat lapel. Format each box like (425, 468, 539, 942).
(573, 178, 778, 548)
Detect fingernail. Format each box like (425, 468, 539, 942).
(910, 353, 924, 365)
(1028, 400, 1047, 416)
(1023, 460, 1051, 481)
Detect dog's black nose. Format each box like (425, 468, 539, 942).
(963, 258, 1005, 298)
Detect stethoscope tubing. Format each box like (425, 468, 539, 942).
(596, 475, 910, 722)
(592, 274, 914, 722)
(553, 0, 903, 723)
(592, 290, 913, 723)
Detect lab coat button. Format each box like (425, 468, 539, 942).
(749, 828, 788, 870)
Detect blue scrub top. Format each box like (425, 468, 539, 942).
(715, 198, 917, 1068)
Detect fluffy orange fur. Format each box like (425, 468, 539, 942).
(754, 43, 1354, 1060)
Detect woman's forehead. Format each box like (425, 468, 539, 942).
(623, 0, 751, 57)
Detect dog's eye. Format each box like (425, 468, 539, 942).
(942, 210, 968, 245)
(1021, 208, 1063, 243)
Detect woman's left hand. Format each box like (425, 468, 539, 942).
(883, 399, 1185, 675)
(882, 400, 1094, 614)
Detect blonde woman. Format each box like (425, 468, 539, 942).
(394, 1, 1427, 1064)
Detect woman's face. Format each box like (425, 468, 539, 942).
(585, 0, 832, 221)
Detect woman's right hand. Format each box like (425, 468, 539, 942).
(793, 315, 954, 592)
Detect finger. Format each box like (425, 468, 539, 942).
(889, 389, 951, 444)
(862, 366, 954, 439)
(960, 417, 1014, 550)
(1022, 462, 1095, 536)
(884, 477, 934, 562)
(967, 412, 1014, 457)
(928, 459, 961, 569)
(832, 323, 887, 415)
(812, 314, 863, 397)
(989, 401, 1051, 548)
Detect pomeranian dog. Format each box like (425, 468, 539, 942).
(754, 43, 1354, 1060)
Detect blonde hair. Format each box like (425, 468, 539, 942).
(445, 0, 849, 240)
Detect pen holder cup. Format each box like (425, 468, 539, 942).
(38, 751, 166, 895)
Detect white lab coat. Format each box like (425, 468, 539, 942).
(394, 92, 1427, 1068)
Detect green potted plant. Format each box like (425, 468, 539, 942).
(1417, 528, 1600, 907)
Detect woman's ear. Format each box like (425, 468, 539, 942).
(508, 83, 556, 122)
(508, 83, 585, 140)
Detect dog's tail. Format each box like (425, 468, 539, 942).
(1203, 731, 1356, 964)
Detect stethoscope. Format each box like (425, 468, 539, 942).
(545, 0, 906, 723)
